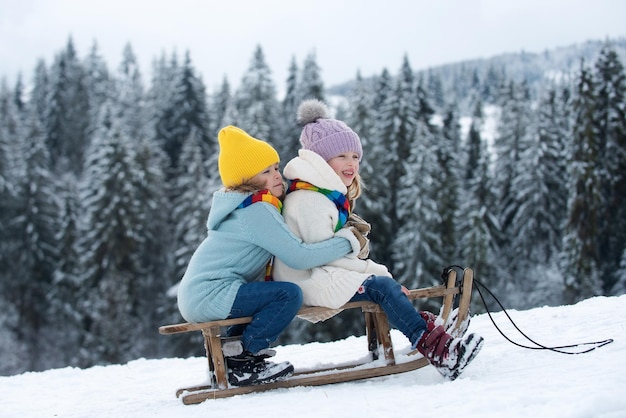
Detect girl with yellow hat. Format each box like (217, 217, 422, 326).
(176, 125, 361, 387)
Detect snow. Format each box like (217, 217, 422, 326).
(2, 295, 625, 418)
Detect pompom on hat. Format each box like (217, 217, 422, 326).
(297, 99, 363, 161)
(218, 125, 280, 187)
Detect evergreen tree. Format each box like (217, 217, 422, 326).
(457, 106, 500, 309)
(148, 52, 178, 169)
(612, 249, 626, 295)
(30, 60, 49, 127)
(426, 70, 446, 111)
(46, 175, 83, 368)
(560, 61, 603, 304)
(172, 128, 212, 282)
(593, 45, 626, 293)
(503, 86, 570, 306)
(116, 43, 147, 141)
(394, 118, 442, 289)
(231, 45, 281, 145)
(9, 109, 60, 371)
(157, 51, 212, 173)
(359, 69, 394, 265)
(0, 81, 25, 373)
(0, 80, 22, 181)
(386, 56, 441, 284)
(77, 102, 147, 366)
(345, 71, 375, 164)
(299, 50, 325, 102)
(83, 41, 111, 140)
(210, 76, 232, 134)
(131, 131, 173, 358)
(279, 56, 302, 161)
(13, 74, 26, 115)
(493, 80, 534, 263)
(0, 82, 18, 298)
(436, 105, 463, 265)
(365, 64, 415, 271)
(44, 37, 90, 174)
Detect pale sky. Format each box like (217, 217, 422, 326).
(2, 0, 625, 92)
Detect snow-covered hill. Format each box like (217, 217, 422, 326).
(2, 295, 625, 418)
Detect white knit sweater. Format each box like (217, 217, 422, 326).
(273, 150, 391, 311)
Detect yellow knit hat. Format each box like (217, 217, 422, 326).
(218, 126, 280, 187)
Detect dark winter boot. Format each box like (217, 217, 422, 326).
(420, 307, 471, 339)
(226, 351, 294, 387)
(416, 325, 484, 380)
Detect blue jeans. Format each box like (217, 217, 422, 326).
(227, 281, 303, 354)
(349, 276, 427, 348)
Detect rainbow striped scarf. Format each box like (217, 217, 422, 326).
(287, 180, 351, 232)
(238, 189, 283, 213)
(238, 189, 282, 281)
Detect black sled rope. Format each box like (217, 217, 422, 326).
(443, 265, 614, 355)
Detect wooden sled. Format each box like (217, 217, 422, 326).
(159, 267, 475, 404)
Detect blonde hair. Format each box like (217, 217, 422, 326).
(346, 172, 363, 209)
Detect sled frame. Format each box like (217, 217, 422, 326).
(159, 267, 474, 404)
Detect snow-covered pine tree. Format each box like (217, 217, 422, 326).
(164, 52, 212, 174)
(457, 103, 500, 310)
(560, 60, 603, 304)
(507, 86, 569, 306)
(435, 104, 463, 266)
(390, 56, 442, 286)
(345, 71, 375, 162)
(44, 37, 90, 174)
(278, 56, 302, 162)
(593, 44, 626, 293)
(344, 71, 375, 213)
(47, 175, 83, 369)
(210, 76, 232, 135)
(298, 50, 325, 103)
(0, 84, 24, 371)
(231, 45, 281, 146)
(29, 60, 49, 129)
(359, 68, 394, 267)
(10, 109, 60, 371)
(517, 86, 569, 261)
(369, 57, 420, 274)
(148, 51, 179, 173)
(172, 128, 212, 283)
(613, 249, 626, 295)
(83, 41, 111, 143)
(426, 70, 446, 112)
(493, 80, 534, 266)
(77, 102, 148, 366)
(394, 117, 442, 289)
(115, 43, 146, 142)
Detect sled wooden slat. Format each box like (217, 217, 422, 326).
(180, 357, 431, 404)
(159, 268, 474, 404)
(158, 285, 458, 335)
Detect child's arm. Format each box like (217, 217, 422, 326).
(246, 203, 360, 270)
(284, 192, 392, 277)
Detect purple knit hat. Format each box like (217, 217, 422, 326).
(297, 99, 362, 161)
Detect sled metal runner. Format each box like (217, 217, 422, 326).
(159, 267, 474, 404)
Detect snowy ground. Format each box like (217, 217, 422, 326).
(2, 295, 625, 418)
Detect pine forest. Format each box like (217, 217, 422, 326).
(0, 37, 625, 376)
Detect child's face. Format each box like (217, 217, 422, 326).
(252, 163, 284, 196)
(327, 152, 360, 187)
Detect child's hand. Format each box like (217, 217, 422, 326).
(348, 226, 370, 259)
(401, 285, 410, 296)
